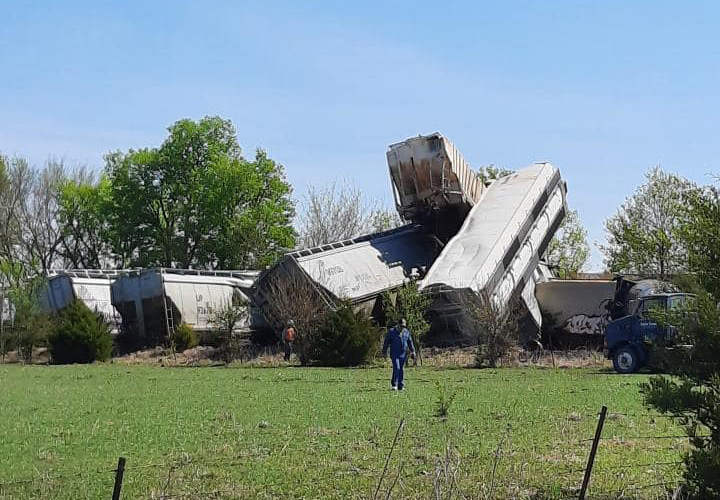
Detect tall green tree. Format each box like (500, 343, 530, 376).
(543, 209, 590, 278)
(104, 116, 295, 269)
(678, 184, 720, 298)
(602, 167, 693, 279)
(57, 177, 115, 268)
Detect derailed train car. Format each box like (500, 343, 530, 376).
(419, 163, 567, 341)
(386, 133, 486, 240)
(256, 133, 569, 346)
(41, 270, 123, 333)
(110, 269, 259, 343)
(253, 225, 443, 331)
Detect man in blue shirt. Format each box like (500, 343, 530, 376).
(382, 318, 416, 390)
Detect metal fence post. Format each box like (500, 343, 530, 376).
(112, 457, 126, 500)
(579, 406, 607, 500)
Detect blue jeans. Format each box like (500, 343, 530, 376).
(391, 355, 406, 389)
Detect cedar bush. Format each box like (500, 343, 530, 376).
(382, 280, 430, 344)
(641, 291, 720, 498)
(172, 322, 199, 351)
(310, 301, 379, 367)
(48, 300, 112, 364)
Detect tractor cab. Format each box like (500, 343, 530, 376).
(604, 293, 693, 373)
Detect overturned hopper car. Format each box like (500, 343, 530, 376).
(419, 163, 567, 342)
(41, 270, 123, 333)
(110, 269, 260, 343)
(387, 133, 486, 240)
(254, 225, 443, 331)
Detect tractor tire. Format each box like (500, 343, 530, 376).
(612, 345, 640, 374)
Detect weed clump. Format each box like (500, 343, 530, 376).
(172, 323, 199, 351)
(434, 381, 457, 420)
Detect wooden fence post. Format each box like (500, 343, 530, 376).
(112, 457, 126, 500)
(578, 406, 607, 500)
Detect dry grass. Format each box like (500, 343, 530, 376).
(419, 347, 608, 370)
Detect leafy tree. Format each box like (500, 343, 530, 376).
(678, 184, 720, 298)
(1, 261, 50, 363)
(543, 209, 590, 278)
(602, 167, 694, 279)
(640, 175, 720, 497)
(212, 150, 297, 269)
(104, 116, 295, 269)
(57, 176, 115, 268)
(48, 299, 113, 364)
(297, 180, 402, 248)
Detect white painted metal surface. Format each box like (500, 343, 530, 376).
(536, 279, 616, 334)
(41, 272, 121, 332)
(1, 292, 13, 328)
(253, 226, 442, 330)
(420, 163, 566, 318)
(387, 133, 486, 220)
(111, 269, 259, 336)
(290, 226, 440, 302)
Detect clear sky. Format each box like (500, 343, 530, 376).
(2, 1, 719, 269)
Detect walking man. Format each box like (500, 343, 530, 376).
(382, 318, 415, 390)
(283, 319, 296, 361)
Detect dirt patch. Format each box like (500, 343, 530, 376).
(1, 348, 50, 365)
(417, 346, 607, 369)
(114, 345, 223, 366)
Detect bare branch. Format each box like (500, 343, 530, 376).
(297, 180, 402, 248)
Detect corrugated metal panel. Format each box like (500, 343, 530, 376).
(387, 133, 485, 220)
(420, 163, 566, 313)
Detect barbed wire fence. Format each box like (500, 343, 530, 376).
(0, 406, 703, 500)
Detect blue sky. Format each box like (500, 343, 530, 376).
(2, 1, 719, 269)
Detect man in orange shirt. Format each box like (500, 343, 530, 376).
(283, 319, 296, 361)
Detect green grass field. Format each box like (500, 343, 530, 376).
(0, 363, 688, 499)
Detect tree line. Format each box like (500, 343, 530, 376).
(1, 116, 296, 275)
(1, 116, 593, 283)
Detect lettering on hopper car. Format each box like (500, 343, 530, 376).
(316, 260, 346, 286)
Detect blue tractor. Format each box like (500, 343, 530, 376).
(603, 282, 693, 373)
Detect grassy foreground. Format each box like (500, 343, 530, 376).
(0, 363, 687, 499)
